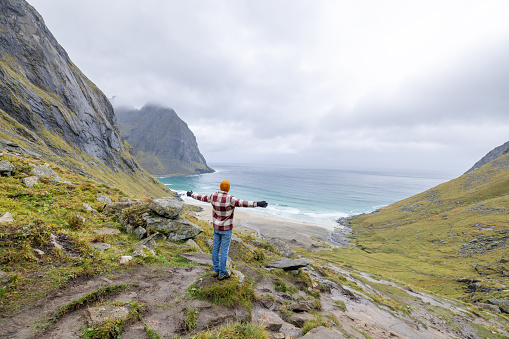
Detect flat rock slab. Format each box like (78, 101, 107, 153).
(82, 305, 129, 326)
(300, 326, 345, 338)
(266, 258, 311, 270)
(0, 212, 14, 224)
(93, 228, 121, 235)
(89, 242, 111, 251)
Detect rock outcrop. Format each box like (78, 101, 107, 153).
(466, 140, 509, 173)
(0, 1, 169, 197)
(115, 104, 214, 176)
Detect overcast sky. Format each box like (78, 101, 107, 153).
(29, 0, 509, 177)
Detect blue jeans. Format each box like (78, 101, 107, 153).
(212, 229, 232, 276)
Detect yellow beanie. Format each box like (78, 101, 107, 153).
(220, 180, 230, 192)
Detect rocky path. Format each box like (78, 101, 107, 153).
(1, 259, 507, 338)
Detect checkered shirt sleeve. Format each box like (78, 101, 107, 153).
(191, 191, 257, 231)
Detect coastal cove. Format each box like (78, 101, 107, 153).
(157, 164, 451, 230)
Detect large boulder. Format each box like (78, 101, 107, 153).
(30, 163, 62, 182)
(0, 160, 15, 176)
(268, 238, 295, 258)
(488, 299, 509, 314)
(148, 197, 184, 219)
(145, 215, 203, 241)
(266, 258, 311, 271)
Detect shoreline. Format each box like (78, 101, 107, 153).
(185, 201, 351, 250)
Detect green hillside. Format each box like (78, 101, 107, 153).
(303, 154, 509, 303)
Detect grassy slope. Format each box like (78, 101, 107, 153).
(303, 155, 509, 302)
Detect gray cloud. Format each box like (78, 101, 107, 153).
(29, 0, 509, 176)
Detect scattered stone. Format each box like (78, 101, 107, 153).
(33, 249, 45, 255)
(291, 312, 314, 328)
(82, 305, 130, 326)
(186, 239, 204, 253)
(97, 193, 112, 204)
(0, 270, 8, 283)
(119, 256, 133, 264)
(104, 201, 139, 215)
(300, 326, 345, 338)
(286, 301, 313, 313)
(83, 203, 97, 213)
(133, 226, 147, 239)
(92, 228, 121, 235)
(147, 196, 183, 219)
(0, 160, 15, 176)
(259, 296, 276, 310)
(89, 242, 111, 252)
(477, 303, 501, 314)
(0, 212, 14, 224)
(50, 234, 64, 251)
(267, 238, 295, 258)
(30, 163, 62, 182)
(132, 233, 160, 257)
(266, 258, 311, 271)
(488, 298, 509, 313)
(22, 175, 39, 187)
(263, 321, 283, 332)
(231, 269, 245, 286)
(119, 197, 133, 203)
(206, 238, 214, 249)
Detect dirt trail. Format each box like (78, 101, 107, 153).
(1, 260, 506, 339)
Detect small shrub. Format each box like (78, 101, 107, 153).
(334, 299, 346, 311)
(190, 276, 257, 309)
(66, 214, 85, 230)
(144, 324, 160, 339)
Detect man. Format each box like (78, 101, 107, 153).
(187, 180, 268, 280)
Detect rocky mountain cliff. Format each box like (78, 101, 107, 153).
(0, 0, 168, 197)
(466, 140, 509, 173)
(115, 104, 213, 176)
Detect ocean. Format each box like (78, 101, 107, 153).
(157, 164, 451, 230)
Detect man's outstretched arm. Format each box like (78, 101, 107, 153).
(232, 198, 268, 208)
(187, 191, 211, 202)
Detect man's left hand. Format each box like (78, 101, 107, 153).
(257, 201, 268, 208)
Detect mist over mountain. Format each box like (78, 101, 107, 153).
(115, 104, 213, 177)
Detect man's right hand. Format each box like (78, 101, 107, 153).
(187, 191, 193, 197)
(257, 201, 268, 208)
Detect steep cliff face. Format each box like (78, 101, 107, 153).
(116, 104, 214, 176)
(466, 141, 509, 173)
(0, 0, 169, 197)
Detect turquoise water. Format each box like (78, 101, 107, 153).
(157, 164, 450, 230)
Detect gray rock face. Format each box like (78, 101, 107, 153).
(148, 197, 184, 219)
(466, 141, 509, 173)
(115, 104, 214, 176)
(0, 1, 143, 175)
(89, 242, 111, 252)
(266, 258, 311, 271)
(97, 193, 112, 204)
(268, 238, 295, 258)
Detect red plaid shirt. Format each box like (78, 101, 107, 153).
(191, 190, 257, 231)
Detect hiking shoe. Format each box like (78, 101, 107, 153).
(211, 271, 219, 278)
(217, 271, 231, 280)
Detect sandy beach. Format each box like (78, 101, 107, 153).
(186, 201, 338, 251)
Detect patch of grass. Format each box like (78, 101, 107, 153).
(190, 275, 257, 310)
(144, 324, 160, 339)
(334, 299, 347, 311)
(301, 313, 330, 335)
(184, 307, 199, 332)
(190, 321, 268, 339)
(273, 278, 298, 294)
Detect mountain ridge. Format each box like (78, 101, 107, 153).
(115, 104, 214, 177)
